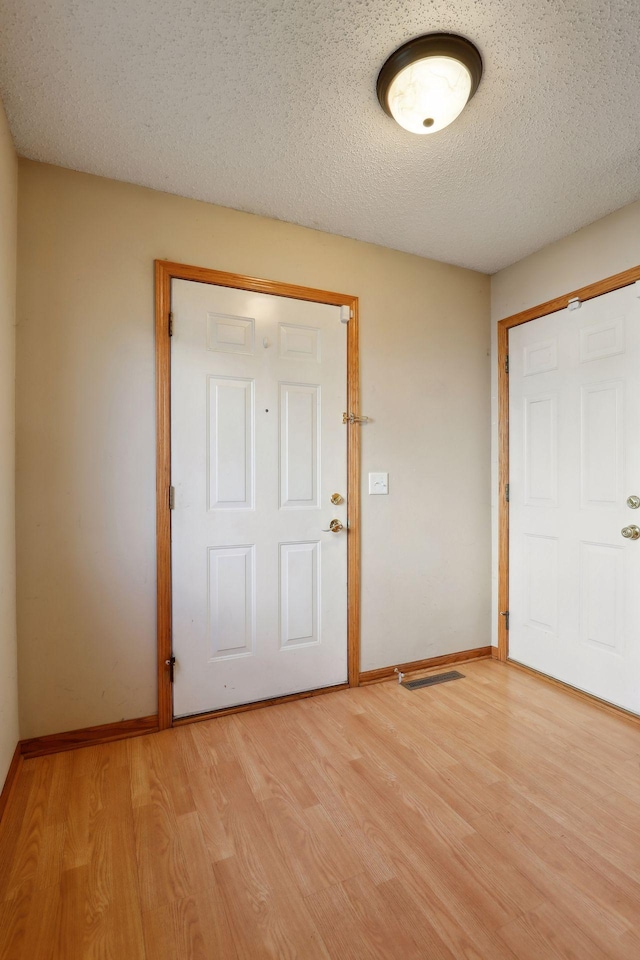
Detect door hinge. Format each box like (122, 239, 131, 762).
(169, 485, 175, 509)
(505, 355, 509, 374)
(340, 305, 352, 323)
(342, 412, 370, 425)
(505, 483, 510, 502)
(169, 312, 174, 336)
(165, 655, 176, 682)
(500, 610, 510, 630)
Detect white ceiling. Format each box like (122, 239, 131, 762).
(1, 0, 639, 273)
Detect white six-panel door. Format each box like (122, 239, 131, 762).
(509, 284, 640, 713)
(171, 280, 348, 717)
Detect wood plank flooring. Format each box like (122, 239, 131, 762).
(2, 660, 640, 959)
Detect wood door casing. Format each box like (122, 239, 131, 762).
(497, 264, 640, 664)
(155, 261, 361, 729)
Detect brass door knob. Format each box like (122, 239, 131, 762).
(621, 525, 640, 540)
(322, 519, 344, 533)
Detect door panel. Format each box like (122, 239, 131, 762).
(579, 541, 623, 652)
(171, 279, 348, 717)
(509, 284, 640, 713)
(208, 376, 254, 509)
(279, 540, 320, 648)
(579, 380, 623, 507)
(523, 393, 557, 504)
(279, 382, 320, 508)
(523, 534, 558, 635)
(208, 545, 255, 660)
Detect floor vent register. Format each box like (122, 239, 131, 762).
(402, 670, 465, 690)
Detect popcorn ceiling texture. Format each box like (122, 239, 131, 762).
(0, 0, 639, 273)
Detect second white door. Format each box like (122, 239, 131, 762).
(509, 283, 640, 713)
(171, 279, 348, 718)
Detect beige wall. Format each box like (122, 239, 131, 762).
(490, 199, 640, 644)
(0, 100, 18, 781)
(17, 160, 491, 738)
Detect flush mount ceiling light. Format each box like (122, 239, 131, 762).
(377, 33, 483, 135)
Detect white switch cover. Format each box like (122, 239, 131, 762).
(368, 472, 389, 495)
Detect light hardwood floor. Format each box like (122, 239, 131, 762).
(2, 660, 640, 959)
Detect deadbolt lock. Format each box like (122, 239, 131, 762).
(627, 495, 640, 509)
(621, 525, 640, 541)
(330, 493, 344, 505)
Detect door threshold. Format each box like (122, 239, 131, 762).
(505, 659, 640, 727)
(172, 681, 350, 726)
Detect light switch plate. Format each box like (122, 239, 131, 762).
(368, 472, 389, 495)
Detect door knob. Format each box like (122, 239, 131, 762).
(322, 519, 344, 533)
(627, 495, 640, 509)
(621, 525, 640, 540)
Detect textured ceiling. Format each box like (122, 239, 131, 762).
(1, 0, 639, 273)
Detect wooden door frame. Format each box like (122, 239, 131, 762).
(155, 260, 361, 729)
(497, 263, 640, 662)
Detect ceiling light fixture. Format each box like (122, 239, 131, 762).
(377, 33, 483, 135)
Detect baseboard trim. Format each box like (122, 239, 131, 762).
(15, 650, 495, 758)
(0, 743, 23, 828)
(491, 645, 500, 659)
(505, 659, 640, 727)
(358, 646, 493, 686)
(20, 714, 160, 759)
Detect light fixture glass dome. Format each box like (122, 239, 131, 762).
(386, 56, 472, 135)
(377, 34, 483, 136)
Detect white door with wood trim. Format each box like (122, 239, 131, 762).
(170, 279, 348, 717)
(509, 283, 640, 712)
